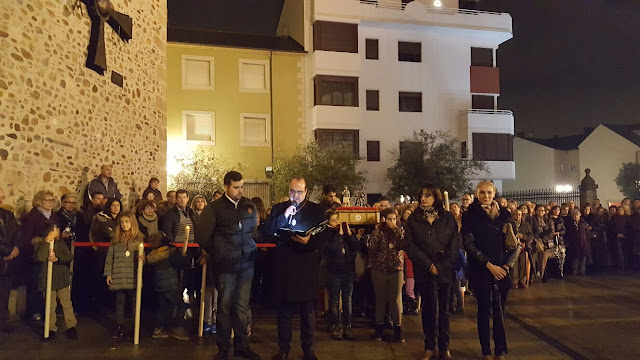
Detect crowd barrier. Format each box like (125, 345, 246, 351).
(41, 240, 276, 343)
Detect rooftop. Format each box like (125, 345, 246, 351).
(168, 27, 305, 53)
(521, 124, 640, 150)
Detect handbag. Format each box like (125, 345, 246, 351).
(534, 238, 545, 253)
(503, 223, 519, 250)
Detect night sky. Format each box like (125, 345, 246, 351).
(169, 0, 640, 138)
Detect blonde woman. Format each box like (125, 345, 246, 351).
(104, 210, 144, 339)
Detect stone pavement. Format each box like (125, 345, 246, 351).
(0, 274, 638, 360)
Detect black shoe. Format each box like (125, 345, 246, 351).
(270, 351, 288, 360)
(234, 346, 261, 360)
(66, 327, 78, 339)
(42, 330, 56, 341)
(303, 351, 318, 360)
(343, 325, 354, 340)
(215, 349, 230, 360)
(393, 325, 405, 343)
(372, 324, 383, 341)
(112, 324, 124, 339)
(331, 325, 342, 340)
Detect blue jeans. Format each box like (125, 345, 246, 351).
(327, 272, 354, 327)
(215, 267, 254, 351)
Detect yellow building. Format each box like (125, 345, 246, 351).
(167, 28, 307, 204)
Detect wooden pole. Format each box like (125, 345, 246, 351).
(134, 242, 144, 345)
(43, 239, 55, 339)
(198, 263, 207, 337)
(443, 191, 450, 211)
(182, 226, 190, 255)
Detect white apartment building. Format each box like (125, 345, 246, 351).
(278, 0, 515, 203)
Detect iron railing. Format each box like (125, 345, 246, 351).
(358, 0, 504, 16)
(500, 188, 580, 206)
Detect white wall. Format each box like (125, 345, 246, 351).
(502, 137, 556, 192)
(579, 125, 640, 205)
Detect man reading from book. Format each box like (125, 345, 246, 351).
(265, 177, 327, 360)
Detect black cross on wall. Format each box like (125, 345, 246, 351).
(84, 0, 133, 75)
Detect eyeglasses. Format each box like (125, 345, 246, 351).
(289, 189, 305, 196)
(64, 201, 77, 204)
(43, 199, 55, 202)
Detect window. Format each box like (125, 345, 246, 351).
(314, 75, 359, 107)
(472, 133, 513, 161)
(367, 141, 380, 161)
(461, 141, 468, 159)
(366, 39, 379, 60)
(182, 55, 215, 90)
(239, 59, 269, 93)
(313, 21, 358, 53)
(315, 129, 359, 156)
(366, 90, 379, 111)
(399, 141, 423, 159)
(399, 92, 422, 112)
(472, 95, 495, 110)
(182, 111, 215, 144)
(398, 41, 421, 62)
(471, 47, 494, 67)
(240, 113, 271, 147)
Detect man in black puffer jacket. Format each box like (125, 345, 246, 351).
(0, 186, 20, 332)
(195, 171, 260, 360)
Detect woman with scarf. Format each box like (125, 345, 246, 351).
(137, 200, 159, 238)
(404, 184, 458, 360)
(462, 181, 520, 360)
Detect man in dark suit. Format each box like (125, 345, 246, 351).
(265, 177, 327, 360)
(196, 171, 260, 360)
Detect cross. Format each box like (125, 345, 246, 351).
(84, 0, 132, 75)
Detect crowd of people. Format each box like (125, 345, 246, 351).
(0, 165, 639, 360)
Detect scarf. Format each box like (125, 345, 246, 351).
(38, 207, 52, 219)
(138, 213, 159, 235)
(420, 206, 439, 220)
(60, 208, 78, 241)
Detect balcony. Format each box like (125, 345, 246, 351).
(311, 51, 361, 77)
(465, 109, 514, 134)
(312, 105, 362, 130)
(312, 0, 512, 42)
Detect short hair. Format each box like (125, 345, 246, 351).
(32, 190, 55, 208)
(61, 192, 77, 202)
(38, 220, 58, 238)
(100, 164, 112, 170)
(166, 190, 176, 197)
(322, 184, 336, 195)
(326, 210, 338, 220)
(213, 190, 223, 196)
(149, 177, 159, 185)
(90, 191, 104, 199)
(224, 171, 243, 186)
(379, 195, 391, 203)
(609, 205, 618, 210)
(175, 189, 188, 198)
(551, 205, 561, 213)
(290, 177, 306, 189)
(139, 200, 156, 210)
(416, 184, 444, 210)
(381, 208, 396, 219)
(570, 209, 581, 217)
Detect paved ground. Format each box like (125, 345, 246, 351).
(0, 274, 638, 360)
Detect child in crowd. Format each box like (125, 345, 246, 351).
(104, 210, 144, 339)
(146, 232, 190, 340)
(324, 211, 363, 340)
(34, 221, 78, 340)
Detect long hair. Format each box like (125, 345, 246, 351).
(191, 195, 207, 213)
(416, 184, 444, 210)
(251, 197, 267, 222)
(103, 198, 122, 217)
(113, 210, 139, 244)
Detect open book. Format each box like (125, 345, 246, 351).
(278, 219, 329, 238)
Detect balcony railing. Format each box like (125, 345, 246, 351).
(467, 109, 513, 115)
(358, 0, 503, 16)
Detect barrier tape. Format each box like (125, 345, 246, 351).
(72, 242, 276, 248)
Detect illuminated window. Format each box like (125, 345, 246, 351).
(182, 110, 215, 144)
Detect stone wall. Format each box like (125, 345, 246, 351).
(0, 0, 167, 212)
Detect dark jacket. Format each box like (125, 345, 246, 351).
(531, 216, 553, 242)
(147, 245, 190, 292)
(83, 175, 122, 206)
(33, 237, 73, 292)
(89, 211, 117, 243)
(462, 200, 520, 289)
(512, 220, 534, 250)
(56, 209, 87, 245)
(0, 209, 19, 276)
(565, 218, 591, 258)
(142, 186, 163, 202)
(404, 208, 459, 284)
(160, 205, 197, 243)
(607, 214, 627, 241)
(195, 196, 257, 274)
(550, 216, 566, 247)
(324, 229, 360, 275)
(264, 199, 327, 303)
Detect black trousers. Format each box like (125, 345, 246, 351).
(417, 280, 451, 352)
(475, 282, 509, 356)
(277, 301, 315, 353)
(0, 275, 11, 326)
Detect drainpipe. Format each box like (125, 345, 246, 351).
(269, 51, 275, 205)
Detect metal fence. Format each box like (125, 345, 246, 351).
(500, 188, 580, 205)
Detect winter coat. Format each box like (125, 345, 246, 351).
(16, 208, 60, 285)
(512, 220, 534, 250)
(90, 212, 118, 243)
(565, 219, 591, 258)
(195, 196, 257, 274)
(138, 214, 159, 238)
(461, 200, 520, 290)
(0, 209, 18, 276)
(264, 199, 327, 304)
(607, 215, 627, 241)
(103, 234, 144, 290)
(550, 216, 566, 247)
(142, 186, 163, 202)
(57, 209, 87, 245)
(404, 208, 459, 284)
(627, 213, 640, 255)
(161, 206, 197, 243)
(324, 229, 361, 275)
(33, 237, 73, 292)
(82, 175, 122, 206)
(146, 245, 189, 292)
(367, 224, 406, 272)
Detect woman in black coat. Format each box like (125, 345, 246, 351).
(404, 184, 458, 360)
(462, 181, 520, 360)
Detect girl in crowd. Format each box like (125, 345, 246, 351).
(404, 184, 458, 360)
(368, 208, 406, 342)
(462, 181, 520, 360)
(104, 210, 144, 339)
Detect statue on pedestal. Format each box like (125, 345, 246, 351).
(342, 186, 352, 207)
